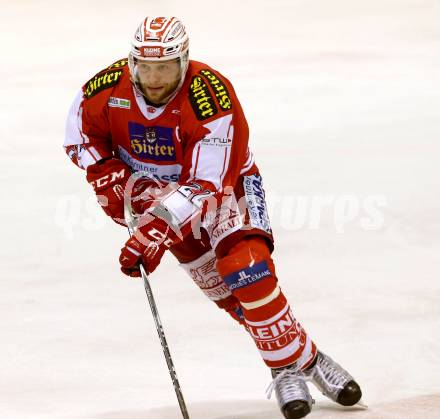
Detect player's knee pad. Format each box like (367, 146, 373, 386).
(179, 249, 233, 302)
(216, 236, 280, 309)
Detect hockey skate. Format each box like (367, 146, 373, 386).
(267, 366, 314, 419)
(268, 350, 362, 419)
(304, 350, 362, 407)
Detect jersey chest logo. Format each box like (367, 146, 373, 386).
(128, 122, 176, 162)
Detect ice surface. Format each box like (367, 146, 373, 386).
(1, 0, 439, 418)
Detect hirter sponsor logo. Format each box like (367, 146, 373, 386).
(128, 122, 176, 162)
(84, 70, 123, 99)
(224, 260, 271, 291)
(189, 76, 218, 120)
(200, 69, 232, 111)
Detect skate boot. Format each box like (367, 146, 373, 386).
(267, 366, 314, 419)
(303, 350, 362, 406)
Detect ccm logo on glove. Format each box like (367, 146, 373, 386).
(86, 158, 132, 225)
(90, 168, 127, 190)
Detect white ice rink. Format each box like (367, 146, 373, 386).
(1, 0, 439, 418)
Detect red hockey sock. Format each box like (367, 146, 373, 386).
(217, 237, 317, 370)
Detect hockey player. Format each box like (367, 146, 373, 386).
(64, 17, 362, 418)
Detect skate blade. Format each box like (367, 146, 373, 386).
(356, 400, 368, 409)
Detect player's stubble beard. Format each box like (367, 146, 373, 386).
(141, 78, 180, 106)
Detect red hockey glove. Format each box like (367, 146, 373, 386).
(119, 214, 178, 277)
(86, 158, 131, 225)
(130, 177, 167, 216)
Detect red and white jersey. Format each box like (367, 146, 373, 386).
(64, 58, 256, 192)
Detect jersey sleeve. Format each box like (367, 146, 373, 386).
(64, 89, 113, 169)
(179, 68, 253, 193)
(64, 59, 127, 169)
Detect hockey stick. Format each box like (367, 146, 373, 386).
(124, 200, 191, 419)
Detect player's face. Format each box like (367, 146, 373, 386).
(136, 59, 181, 105)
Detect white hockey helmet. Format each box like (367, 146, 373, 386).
(128, 17, 189, 101)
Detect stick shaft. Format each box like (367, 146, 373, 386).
(139, 264, 190, 418)
(124, 202, 190, 419)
